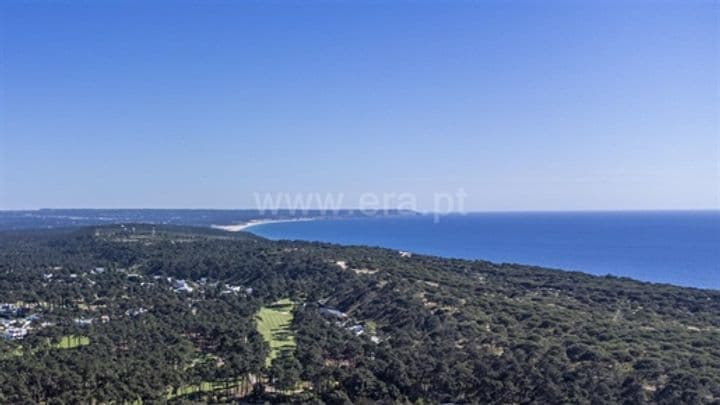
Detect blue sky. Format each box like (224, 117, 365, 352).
(1, 1, 717, 211)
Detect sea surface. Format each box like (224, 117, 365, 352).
(247, 211, 720, 290)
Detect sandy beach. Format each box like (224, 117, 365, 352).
(210, 218, 315, 232)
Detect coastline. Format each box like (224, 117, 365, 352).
(230, 212, 720, 290)
(210, 217, 316, 232)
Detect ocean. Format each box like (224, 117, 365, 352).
(246, 211, 720, 290)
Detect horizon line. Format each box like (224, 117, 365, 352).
(1, 207, 719, 214)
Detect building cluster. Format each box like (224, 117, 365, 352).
(1, 304, 44, 341)
(4, 265, 256, 343)
(162, 276, 254, 296)
(318, 305, 381, 344)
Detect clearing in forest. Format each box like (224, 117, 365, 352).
(256, 298, 296, 366)
(54, 335, 90, 349)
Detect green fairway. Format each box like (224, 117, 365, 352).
(166, 379, 244, 400)
(0, 346, 23, 359)
(2, 335, 89, 359)
(256, 298, 296, 366)
(54, 335, 90, 349)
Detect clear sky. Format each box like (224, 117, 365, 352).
(0, 1, 718, 211)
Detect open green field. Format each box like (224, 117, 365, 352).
(256, 298, 296, 366)
(166, 379, 245, 400)
(54, 335, 90, 349)
(0, 346, 24, 359)
(2, 335, 89, 359)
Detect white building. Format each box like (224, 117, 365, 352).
(319, 307, 347, 319)
(125, 308, 148, 317)
(3, 327, 28, 340)
(74, 318, 94, 326)
(173, 279, 193, 293)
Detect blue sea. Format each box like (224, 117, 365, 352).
(247, 211, 720, 290)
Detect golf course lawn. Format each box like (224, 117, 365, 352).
(54, 335, 90, 349)
(166, 379, 244, 400)
(256, 298, 296, 366)
(1, 335, 90, 359)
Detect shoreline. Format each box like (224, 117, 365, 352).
(210, 217, 316, 232)
(214, 213, 719, 291)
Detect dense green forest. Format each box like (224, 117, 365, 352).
(0, 225, 718, 403)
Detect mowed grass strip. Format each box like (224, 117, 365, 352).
(54, 335, 90, 349)
(1, 335, 90, 359)
(256, 298, 296, 366)
(166, 379, 244, 400)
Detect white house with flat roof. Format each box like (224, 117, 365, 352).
(173, 279, 193, 293)
(2, 327, 28, 340)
